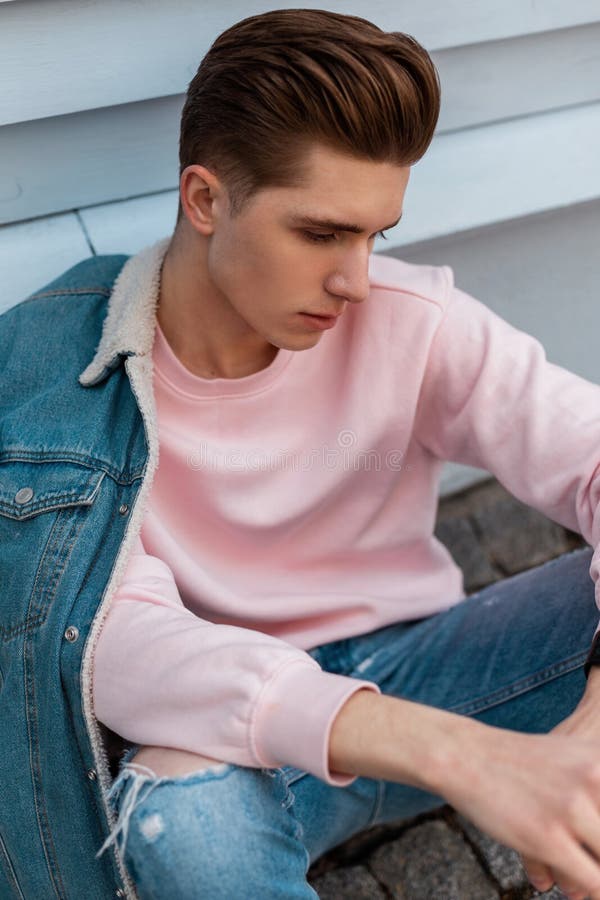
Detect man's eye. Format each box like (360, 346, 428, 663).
(302, 230, 389, 244)
(303, 231, 336, 243)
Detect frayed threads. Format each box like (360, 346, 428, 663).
(96, 765, 170, 860)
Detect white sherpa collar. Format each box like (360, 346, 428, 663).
(78, 235, 172, 387)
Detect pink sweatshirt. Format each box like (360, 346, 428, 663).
(93, 253, 600, 786)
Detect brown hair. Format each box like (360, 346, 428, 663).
(176, 8, 440, 222)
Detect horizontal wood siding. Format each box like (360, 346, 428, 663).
(3, 0, 600, 126)
(3, 96, 598, 256)
(2, 22, 600, 225)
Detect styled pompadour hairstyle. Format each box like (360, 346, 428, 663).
(176, 8, 441, 221)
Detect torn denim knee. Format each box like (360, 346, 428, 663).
(96, 763, 172, 860)
(97, 755, 238, 861)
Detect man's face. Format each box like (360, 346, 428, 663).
(204, 143, 410, 351)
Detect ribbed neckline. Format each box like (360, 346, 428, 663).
(152, 319, 295, 399)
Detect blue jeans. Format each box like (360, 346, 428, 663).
(97, 547, 597, 899)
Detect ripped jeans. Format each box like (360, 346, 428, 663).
(97, 547, 597, 899)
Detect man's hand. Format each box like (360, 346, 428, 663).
(440, 718, 600, 900)
(520, 667, 600, 897)
(330, 684, 600, 898)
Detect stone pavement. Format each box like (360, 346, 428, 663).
(306, 476, 589, 900)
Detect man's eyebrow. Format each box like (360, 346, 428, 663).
(289, 211, 403, 233)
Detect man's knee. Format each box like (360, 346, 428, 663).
(129, 745, 226, 778)
(107, 764, 316, 898)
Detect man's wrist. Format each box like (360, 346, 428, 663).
(328, 688, 485, 795)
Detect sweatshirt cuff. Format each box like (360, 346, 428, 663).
(251, 658, 381, 787)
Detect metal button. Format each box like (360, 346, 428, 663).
(15, 487, 34, 504)
(87, 768, 97, 781)
(64, 626, 79, 642)
(118, 504, 129, 516)
(115, 889, 126, 898)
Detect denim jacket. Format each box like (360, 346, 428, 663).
(0, 237, 171, 899)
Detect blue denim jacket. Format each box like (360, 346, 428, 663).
(0, 237, 171, 899)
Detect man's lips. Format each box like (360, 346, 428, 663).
(299, 311, 342, 330)
(303, 311, 342, 319)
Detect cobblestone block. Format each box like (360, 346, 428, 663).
(308, 864, 386, 899)
(434, 516, 501, 592)
(471, 495, 573, 575)
(437, 477, 503, 520)
(369, 820, 499, 899)
(453, 812, 530, 890)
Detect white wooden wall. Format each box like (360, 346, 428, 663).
(2, 0, 599, 494)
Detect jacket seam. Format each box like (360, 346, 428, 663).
(0, 451, 145, 485)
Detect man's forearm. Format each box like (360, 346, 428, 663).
(330, 667, 600, 793)
(328, 688, 483, 795)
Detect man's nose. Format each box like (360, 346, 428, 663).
(325, 248, 371, 304)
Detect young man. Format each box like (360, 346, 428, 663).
(2, 9, 600, 900)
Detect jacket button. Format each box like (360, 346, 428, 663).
(87, 768, 97, 781)
(64, 626, 79, 642)
(15, 487, 34, 504)
(118, 504, 129, 516)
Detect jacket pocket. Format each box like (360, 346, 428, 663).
(0, 458, 105, 641)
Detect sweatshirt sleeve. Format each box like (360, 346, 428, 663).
(92, 537, 380, 787)
(414, 266, 600, 619)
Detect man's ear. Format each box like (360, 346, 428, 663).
(178, 165, 225, 237)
